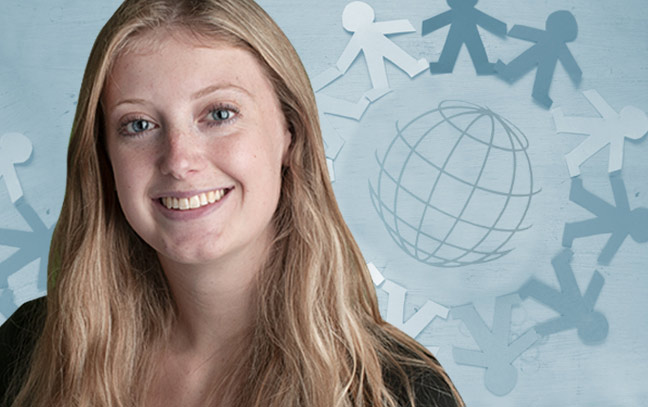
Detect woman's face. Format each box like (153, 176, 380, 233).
(102, 32, 291, 269)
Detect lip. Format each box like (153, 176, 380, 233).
(152, 187, 233, 200)
(153, 187, 233, 221)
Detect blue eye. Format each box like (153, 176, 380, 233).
(210, 108, 235, 122)
(118, 117, 155, 137)
(127, 119, 151, 133)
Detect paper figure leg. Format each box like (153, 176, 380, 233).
(519, 280, 567, 311)
(365, 53, 390, 90)
(465, 30, 496, 75)
(429, 35, 463, 74)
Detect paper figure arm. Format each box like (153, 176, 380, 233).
(607, 137, 625, 174)
(374, 19, 416, 35)
(610, 175, 630, 211)
(507, 25, 543, 42)
(422, 10, 453, 36)
(311, 67, 344, 92)
(474, 10, 507, 37)
(336, 35, 362, 74)
(558, 46, 582, 85)
(597, 232, 626, 265)
(582, 90, 617, 120)
(569, 178, 614, 216)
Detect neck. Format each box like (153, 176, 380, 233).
(157, 245, 267, 357)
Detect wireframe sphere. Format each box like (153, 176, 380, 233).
(370, 100, 538, 267)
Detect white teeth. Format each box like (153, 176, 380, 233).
(161, 189, 229, 211)
(179, 198, 189, 210)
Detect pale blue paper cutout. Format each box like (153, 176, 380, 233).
(318, 113, 344, 182)
(336, 1, 428, 91)
(312, 67, 344, 93)
(451, 293, 540, 396)
(368, 263, 448, 354)
(0, 132, 33, 203)
(519, 249, 608, 345)
(367, 262, 385, 286)
(316, 87, 391, 181)
(421, 0, 507, 75)
(0, 196, 54, 297)
(562, 175, 648, 265)
(552, 90, 648, 177)
(494, 10, 582, 108)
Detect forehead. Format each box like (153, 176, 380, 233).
(103, 30, 276, 105)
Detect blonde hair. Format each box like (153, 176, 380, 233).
(8, 1, 463, 406)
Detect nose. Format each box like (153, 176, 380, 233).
(158, 126, 205, 179)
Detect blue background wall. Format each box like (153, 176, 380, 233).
(1, 0, 647, 405)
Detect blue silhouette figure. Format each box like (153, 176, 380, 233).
(519, 249, 608, 345)
(494, 10, 582, 108)
(0, 196, 54, 294)
(451, 293, 540, 396)
(562, 175, 648, 265)
(422, 0, 507, 75)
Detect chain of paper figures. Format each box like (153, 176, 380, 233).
(1, 0, 647, 400)
(310, 0, 647, 399)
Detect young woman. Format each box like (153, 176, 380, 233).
(0, 0, 464, 406)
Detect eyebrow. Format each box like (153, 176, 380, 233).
(191, 83, 252, 100)
(112, 83, 252, 108)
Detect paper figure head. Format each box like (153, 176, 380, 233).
(545, 10, 578, 42)
(447, 0, 478, 10)
(342, 1, 375, 32)
(619, 106, 648, 140)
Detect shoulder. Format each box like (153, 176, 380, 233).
(384, 361, 460, 407)
(0, 296, 47, 402)
(381, 338, 462, 407)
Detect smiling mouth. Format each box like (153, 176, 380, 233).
(159, 188, 232, 211)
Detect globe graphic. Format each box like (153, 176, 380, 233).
(369, 100, 539, 267)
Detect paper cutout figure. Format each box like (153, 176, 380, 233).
(312, 67, 344, 93)
(451, 293, 540, 396)
(421, 0, 507, 75)
(381, 280, 449, 339)
(0, 196, 54, 293)
(368, 263, 448, 354)
(519, 249, 608, 345)
(315, 86, 391, 181)
(367, 262, 385, 286)
(494, 10, 582, 108)
(336, 1, 428, 91)
(562, 176, 648, 265)
(318, 114, 344, 182)
(552, 90, 648, 177)
(0, 132, 33, 203)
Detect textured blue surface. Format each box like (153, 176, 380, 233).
(1, 0, 647, 405)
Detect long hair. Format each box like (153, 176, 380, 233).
(9, 1, 463, 406)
